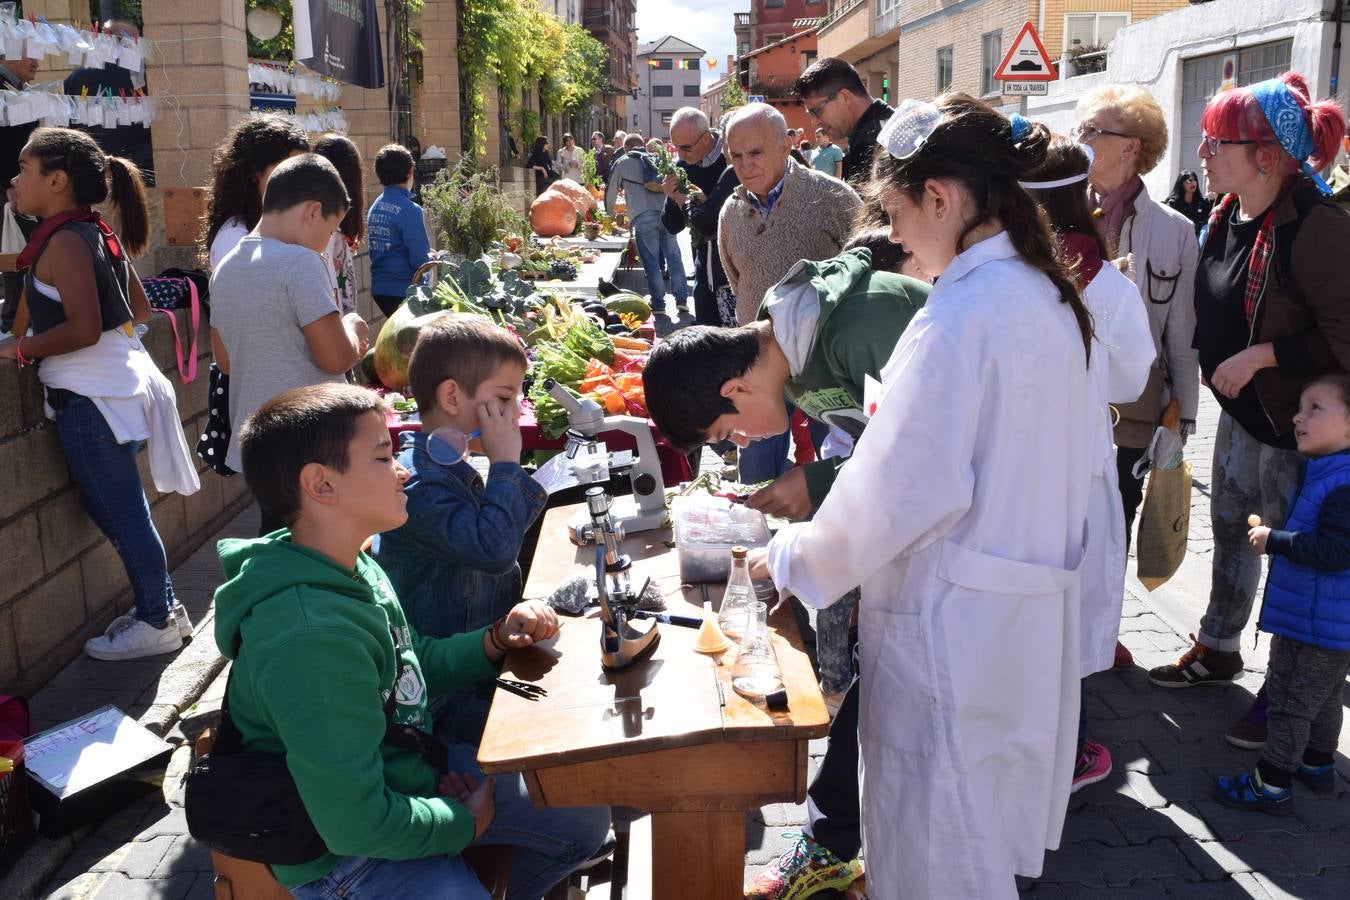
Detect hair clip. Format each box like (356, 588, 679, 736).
(1010, 114, 1032, 143)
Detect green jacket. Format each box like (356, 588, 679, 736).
(757, 247, 929, 506)
(213, 535, 498, 888)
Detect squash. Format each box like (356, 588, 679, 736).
(531, 190, 578, 238)
(373, 302, 447, 390)
(550, 179, 598, 216)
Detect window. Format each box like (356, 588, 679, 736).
(876, 0, 899, 34)
(980, 31, 1001, 98)
(739, 42, 751, 56)
(661, 112, 674, 126)
(655, 58, 673, 70)
(936, 45, 953, 93)
(1238, 41, 1292, 85)
(685, 59, 701, 70)
(654, 85, 674, 97)
(1064, 13, 1129, 51)
(765, 33, 785, 45)
(684, 84, 701, 96)
(765, 0, 784, 6)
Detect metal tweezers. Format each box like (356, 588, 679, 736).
(496, 678, 548, 701)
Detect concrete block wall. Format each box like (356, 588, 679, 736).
(0, 309, 253, 697)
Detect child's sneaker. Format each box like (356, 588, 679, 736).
(85, 617, 183, 661)
(1224, 716, 1267, 750)
(1294, 763, 1337, 796)
(1071, 740, 1113, 793)
(743, 833, 863, 900)
(1214, 769, 1292, 816)
(109, 602, 195, 640)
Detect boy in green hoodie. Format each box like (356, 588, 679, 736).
(212, 383, 609, 897)
(643, 234, 928, 900)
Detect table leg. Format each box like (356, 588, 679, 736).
(650, 810, 745, 900)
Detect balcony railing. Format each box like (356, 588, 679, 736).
(819, 0, 866, 31)
(735, 12, 750, 26)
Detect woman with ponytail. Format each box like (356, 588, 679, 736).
(1147, 74, 1350, 747)
(748, 95, 1097, 898)
(1023, 137, 1154, 794)
(0, 127, 199, 661)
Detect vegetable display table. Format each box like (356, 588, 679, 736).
(477, 504, 829, 900)
(524, 246, 626, 297)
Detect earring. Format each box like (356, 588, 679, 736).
(1258, 167, 1268, 181)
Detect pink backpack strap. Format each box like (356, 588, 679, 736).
(151, 278, 199, 384)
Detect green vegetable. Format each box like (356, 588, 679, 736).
(561, 314, 615, 365)
(532, 341, 589, 387)
(529, 383, 571, 439)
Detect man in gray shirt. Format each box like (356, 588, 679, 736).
(606, 134, 688, 310)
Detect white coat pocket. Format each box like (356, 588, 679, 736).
(858, 608, 939, 761)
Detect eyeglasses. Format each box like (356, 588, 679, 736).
(1074, 122, 1133, 142)
(804, 91, 839, 120)
(673, 132, 709, 153)
(1200, 133, 1258, 156)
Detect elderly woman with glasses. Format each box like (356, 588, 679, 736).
(1073, 85, 1200, 665)
(1147, 74, 1350, 722)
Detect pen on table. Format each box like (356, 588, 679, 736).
(632, 610, 702, 628)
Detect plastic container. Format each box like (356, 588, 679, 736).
(0, 740, 32, 864)
(672, 494, 771, 583)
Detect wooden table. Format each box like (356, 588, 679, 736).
(478, 504, 829, 900)
(525, 247, 626, 297)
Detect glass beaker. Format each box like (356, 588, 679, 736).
(717, 546, 754, 640)
(731, 601, 784, 699)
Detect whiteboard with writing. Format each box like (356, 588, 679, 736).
(23, 706, 171, 798)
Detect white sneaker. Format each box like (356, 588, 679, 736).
(85, 617, 183, 661)
(108, 602, 194, 639)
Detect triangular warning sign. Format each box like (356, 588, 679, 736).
(994, 22, 1058, 81)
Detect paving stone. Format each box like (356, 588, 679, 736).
(1191, 800, 1310, 842)
(1033, 844, 1107, 888)
(1110, 741, 1166, 775)
(94, 800, 161, 843)
(1253, 866, 1350, 900)
(151, 835, 213, 878)
(1090, 718, 1170, 754)
(44, 872, 110, 900)
(1062, 877, 1166, 898)
(1060, 807, 1130, 846)
(1118, 612, 1178, 635)
(1155, 874, 1272, 897)
(1018, 881, 1069, 897)
(87, 871, 197, 900)
(1176, 833, 1301, 879)
(1109, 801, 1219, 844)
(743, 819, 798, 866)
(1140, 734, 1252, 771)
(44, 837, 128, 886)
(1102, 689, 1194, 721)
(754, 802, 807, 828)
(1288, 794, 1350, 832)
(114, 834, 175, 880)
(1083, 670, 1139, 695)
(130, 806, 189, 842)
(1263, 827, 1350, 876)
(1082, 837, 1201, 887)
(184, 872, 217, 900)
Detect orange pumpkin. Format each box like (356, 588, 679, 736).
(550, 179, 598, 216)
(531, 190, 578, 237)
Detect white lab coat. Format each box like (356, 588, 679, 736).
(1079, 263, 1154, 676)
(767, 233, 1095, 899)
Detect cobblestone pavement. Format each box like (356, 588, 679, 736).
(25, 280, 1350, 897)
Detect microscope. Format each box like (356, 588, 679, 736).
(541, 378, 668, 543)
(585, 486, 660, 669)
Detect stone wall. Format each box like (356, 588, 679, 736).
(0, 309, 252, 696)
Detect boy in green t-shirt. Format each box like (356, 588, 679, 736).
(209, 383, 609, 896)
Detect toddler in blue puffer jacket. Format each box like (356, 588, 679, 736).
(1215, 372, 1350, 815)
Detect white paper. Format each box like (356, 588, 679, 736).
(117, 38, 141, 72)
(24, 706, 171, 798)
(863, 374, 883, 419)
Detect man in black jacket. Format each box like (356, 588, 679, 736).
(796, 58, 893, 186)
(659, 106, 738, 326)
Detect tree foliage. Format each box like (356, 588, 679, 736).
(721, 78, 747, 110)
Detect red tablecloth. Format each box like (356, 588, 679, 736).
(388, 405, 692, 487)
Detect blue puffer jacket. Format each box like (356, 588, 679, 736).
(1260, 451, 1350, 651)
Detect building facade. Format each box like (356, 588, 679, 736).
(747, 0, 830, 51)
(815, 0, 900, 105)
(584, 0, 638, 134)
(1027, 0, 1349, 200)
(635, 35, 706, 137)
(737, 27, 821, 134)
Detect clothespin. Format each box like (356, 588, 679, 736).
(80, 86, 88, 97)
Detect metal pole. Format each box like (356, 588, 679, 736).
(1331, 0, 1344, 96)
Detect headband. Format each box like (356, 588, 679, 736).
(1249, 78, 1332, 195)
(1019, 143, 1095, 190)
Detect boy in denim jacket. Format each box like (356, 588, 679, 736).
(374, 314, 546, 744)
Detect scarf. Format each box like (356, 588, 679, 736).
(1202, 194, 1274, 330)
(1091, 175, 1144, 257)
(1250, 78, 1332, 195)
(15, 209, 123, 272)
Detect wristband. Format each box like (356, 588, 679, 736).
(488, 617, 511, 653)
(15, 336, 32, 367)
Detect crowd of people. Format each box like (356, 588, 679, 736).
(2, 43, 1350, 899)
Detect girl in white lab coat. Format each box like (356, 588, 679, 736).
(751, 96, 1098, 898)
(1023, 137, 1154, 793)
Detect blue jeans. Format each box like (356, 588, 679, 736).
(737, 431, 790, 484)
(631, 209, 687, 304)
(292, 743, 611, 900)
(52, 392, 174, 627)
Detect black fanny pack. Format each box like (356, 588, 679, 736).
(185, 648, 448, 865)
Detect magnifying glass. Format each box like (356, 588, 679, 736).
(426, 425, 482, 466)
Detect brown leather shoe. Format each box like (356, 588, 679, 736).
(1147, 635, 1243, 688)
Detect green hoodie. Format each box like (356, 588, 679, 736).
(213, 535, 499, 888)
(758, 247, 929, 506)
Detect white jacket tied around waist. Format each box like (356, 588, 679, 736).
(767, 232, 1095, 899)
(38, 327, 201, 497)
(1080, 263, 1153, 676)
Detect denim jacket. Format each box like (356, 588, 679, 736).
(372, 431, 548, 740)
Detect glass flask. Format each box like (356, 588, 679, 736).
(731, 601, 785, 699)
(717, 546, 754, 640)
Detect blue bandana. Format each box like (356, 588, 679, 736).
(1250, 78, 1332, 195)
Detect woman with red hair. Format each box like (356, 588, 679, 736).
(1148, 74, 1350, 725)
